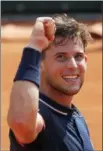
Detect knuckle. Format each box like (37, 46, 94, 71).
(37, 17, 54, 23)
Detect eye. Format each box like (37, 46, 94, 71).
(74, 53, 84, 61)
(56, 55, 67, 61)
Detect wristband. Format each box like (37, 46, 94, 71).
(14, 47, 41, 88)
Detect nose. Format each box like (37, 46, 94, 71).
(66, 57, 78, 69)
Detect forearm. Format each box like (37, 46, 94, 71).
(7, 47, 41, 143)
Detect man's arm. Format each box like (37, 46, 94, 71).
(8, 80, 41, 143)
(7, 17, 55, 144)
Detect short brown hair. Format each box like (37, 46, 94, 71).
(41, 13, 92, 59)
(53, 13, 92, 47)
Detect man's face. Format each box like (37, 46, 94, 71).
(41, 38, 87, 96)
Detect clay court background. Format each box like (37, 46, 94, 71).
(1, 21, 102, 150)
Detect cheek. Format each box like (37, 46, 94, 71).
(78, 60, 87, 73)
(48, 64, 63, 77)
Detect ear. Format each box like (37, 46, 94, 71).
(85, 54, 88, 63)
(84, 54, 88, 69)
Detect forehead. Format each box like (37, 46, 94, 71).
(49, 38, 84, 55)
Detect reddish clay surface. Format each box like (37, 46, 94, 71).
(1, 35, 102, 150)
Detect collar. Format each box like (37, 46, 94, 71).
(39, 93, 80, 116)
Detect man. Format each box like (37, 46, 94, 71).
(7, 14, 94, 151)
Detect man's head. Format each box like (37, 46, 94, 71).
(40, 13, 92, 96)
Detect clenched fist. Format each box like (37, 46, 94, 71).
(28, 17, 56, 52)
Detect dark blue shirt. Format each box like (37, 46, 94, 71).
(9, 93, 94, 151)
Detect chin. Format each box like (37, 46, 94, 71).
(62, 87, 81, 96)
(67, 90, 80, 96)
(51, 83, 83, 96)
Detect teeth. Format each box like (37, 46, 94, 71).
(63, 75, 78, 79)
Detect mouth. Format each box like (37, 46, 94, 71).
(62, 75, 79, 82)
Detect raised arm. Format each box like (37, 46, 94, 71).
(7, 17, 55, 144)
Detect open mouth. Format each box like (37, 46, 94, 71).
(62, 75, 79, 82)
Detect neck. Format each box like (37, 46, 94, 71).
(40, 84, 73, 108)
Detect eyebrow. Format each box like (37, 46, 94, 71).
(54, 51, 84, 56)
(54, 52, 68, 56)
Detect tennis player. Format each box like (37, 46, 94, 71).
(7, 14, 94, 151)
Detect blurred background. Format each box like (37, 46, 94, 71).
(1, 1, 102, 151)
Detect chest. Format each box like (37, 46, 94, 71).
(37, 112, 94, 151)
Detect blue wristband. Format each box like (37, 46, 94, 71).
(14, 47, 41, 88)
